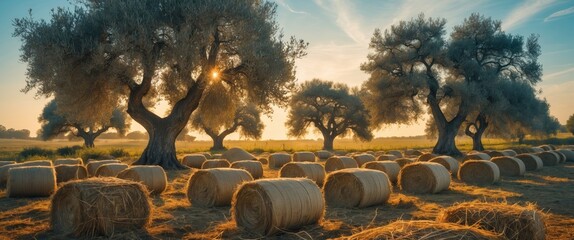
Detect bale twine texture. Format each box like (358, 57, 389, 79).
(279, 162, 325, 186)
(458, 160, 500, 185)
(51, 177, 151, 238)
(463, 153, 491, 162)
(535, 152, 560, 166)
(352, 154, 376, 167)
(376, 154, 397, 161)
(557, 149, 574, 162)
(232, 178, 324, 236)
(323, 168, 391, 208)
(437, 201, 546, 240)
(324, 156, 358, 173)
(54, 158, 83, 166)
(222, 147, 256, 162)
(86, 160, 121, 177)
(491, 156, 525, 177)
(386, 150, 403, 158)
(0, 160, 53, 186)
(230, 160, 264, 179)
(116, 166, 167, 194)
(314, 150, 333, 160)
(187, 168, 253, 207)
(7, 166, 56, 197)
(182, 154, 207, 168)
(515, 154, 543, 171)
(95, 163, 129, 177)
(363, 161, 400, 183)
(55, 165, 88, 183)
(268, 153, 292, 169)
(395, 158, 416, 168)
(417, 153, 438, 162)
(429, 156, 460, 175)
(201, 159, 231, 169)
(398, 162, 451, 194)
(292, 152, 316, 162)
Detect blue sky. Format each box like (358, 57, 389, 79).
(0, 0, 573, 140)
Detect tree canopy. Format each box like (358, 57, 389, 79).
(567, 114, 574, 136)
(0, 125, 30, 139)
(286, 79, 373, 150)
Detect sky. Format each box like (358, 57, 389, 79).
(0, 0, 573, 141)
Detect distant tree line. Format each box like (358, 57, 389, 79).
(0, 125, 30, 139)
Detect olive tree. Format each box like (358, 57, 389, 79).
(286, 79, 373, 150)
(38, 100, 129, 148)
(15, 0, 306, 169)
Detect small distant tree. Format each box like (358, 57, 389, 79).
(191, 102, 263, 150)
(38, 100, 130, 148)
(126, 131, 148, 140)
(286, 79, 373, 150)
(567, 114, 574, 136)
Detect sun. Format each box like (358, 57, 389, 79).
(211, 70, 219, 79)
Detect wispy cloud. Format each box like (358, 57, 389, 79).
(544, 6, 574, 22)
(313, 0, 368, 44)
(502, 0, 556, 30)
(275, 0, 307, 15)
(544, 66, 574, 80)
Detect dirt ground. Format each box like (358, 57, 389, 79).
(1, 160, 573, 240)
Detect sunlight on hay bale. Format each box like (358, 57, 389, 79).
(344, 220, 502, 240)
(416, 153, 438, 162)
(535, 152, 560, 166)
(268, 153, 292, 169)
(292, 151, 316, 162)
(54, 158, 83, 166)
(376, 154, 398, 161)
(386, 150, 403, 158)
(515, 154, 543, 171)
(352, 153, 376, 167)
(362, 161, 400, 183)
(222, 147, 256, 163)
(323, 168, 391, 208)
(187, 168, 253, 207)
(398, 162, 450, 194)
(116, 166, 167, 195)
(463, 153, 491, 162)
(51, 178, 151, 238)
(181, 154, 207, 168)
(325, 156, 358, 173)
(0, 161, 16, 167)
(550, 150, 566, 163)
(86, 160, 121, 177)
(557, 149, 574, 162)
(538, 144, 555, 151)
(279, 162, 325, 186)
(55, 164, 88, 183)
(458, 160, 500, 185)
(197, 152, 212, 159)
(201, 159, 231, 169)
(230, 160, 263, 179)
(437, 201, 546, 240)
(95, 163, 129, 177)
(491, 156, 525, 177)
(429, 156, 459, 176)
(315, 150, 333, 160)
(501, 149, 518, 156)
(7, 166, 56, 198)
(0, 160, 53, 186)
(232, 178, 324, 236)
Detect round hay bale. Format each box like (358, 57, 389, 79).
(187, 168, 253, 207)
(501, 149, 518, 157)
(429, 156, 460, 175)
(7, 166, 56, 197)
(386, 150, 403, 158)
(398, 162, 451, 194)
(462, 152, 490, 162)
(535, 152, 560, 166)
(334, 150, 347, 156)
(0, 161, 16, 167)
(232, 178, 324, 236)
(86, 160, 121, 177)
(538, 145, 554, 151)
(364, 151, 375, 156)
(515, 154, 543, 171)
(353, 154, 376, 167)
(405, 149, 423, 156)
(437, 201, 546, 240)
(531, 147, 544, 153)
(51, 177, 151, 237)
(268, 153, 292, 169)
(0, 160, 53, 185)
(212, 153, 223, 159)
(258, 157, 268, 165)
(550, 150, 566, 163)
(279, 162, 325, 186)
(487, 150, 507, 158)
(557, 149, 574, 162)
(416, 153, 438, 162)
(182, 154, 207, 168)
(55, 165, 88, 183)
(116, 166, 167, 194)
(323, 168, 391, 208)
(54, 158, 83, 166)
(363, 161, 400, 183)
(325, 156, 358, 173)
(231, 160, 264, 179)
(197, 152, 212, 159)
(95, 163, 129, 177)
(292, 152, 316, 162)
(201, 159, 231, 169)
(394, 158, 416, 168)
(314, 150, 333, 160)
(376, 154, 397, 161)
(222, 148, 256, 162)
(491, 156, 525, 177)
(345, 220, 502, 240)
(458, 160, 500, 185)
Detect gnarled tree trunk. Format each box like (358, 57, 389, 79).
(323, 136, 334, 151)
(465, 114, 488, 151)
(210, 135, 225, 151)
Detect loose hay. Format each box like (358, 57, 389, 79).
(230, 160, 264, 179)
(232, 178, 324, 236)
(386, 150, 403, 158)
(55, 165, 88, 183)
(417, 153, 438, 162)
(201, 159, 231, 169)
(463, 153, 491, 162)
(324, 156, 358, 173)
(95, 163, 129, 177)
(343, 220, 502, 240)
(363, 161, 400, 183)
(7, 166, 56, 197)
(268, 153, 292, 169)
(458, 160, 500, 185)
(323, 168, 391, 208)
(395, 158, 416, 167)
(557, 149, 574, 162)
(51, 177, 151, 238)
(54, 158, 83, 166)
(376, 154, 397, 161)
(515, 154, 543, 171)
(182, 154, 207, 168)
(86, 160, 121, 177)
(398, 162, 451, 194)
(116, 166, 167, 194)
(222, 147, 256, 162)
(0, 160, 53, 186)
(535, 152, 560, 166)
(437, 201, 546, 240)
(353, 153, 376, 167)
(315, 150, 333, 160)
(279, 162, 325, 186)
(292, 151, 316, 162)
(187, 168, 253, 207)
(491, 156, 525, 177)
